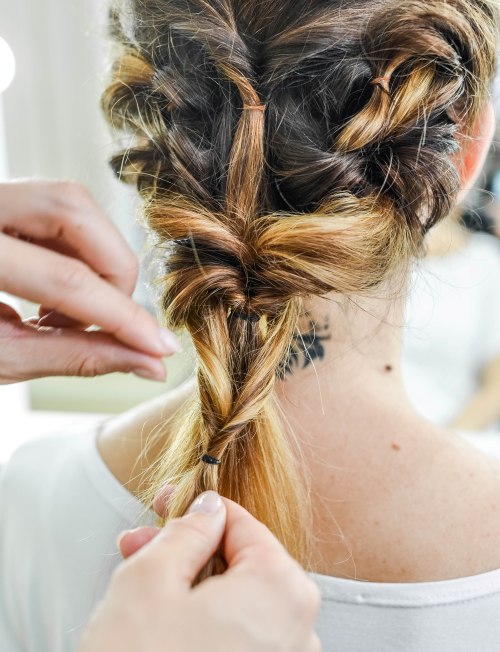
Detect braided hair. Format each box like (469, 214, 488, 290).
(102, 0, 498, 566)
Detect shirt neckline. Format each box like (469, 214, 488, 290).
(86, 424, 500, 602)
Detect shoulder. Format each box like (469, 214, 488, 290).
(364, 431, 500, 581)
(1, 429, 89, 512)
(98, 378, 196, 496)
(0, 426, 111, 544)
(0, 420, 151, 541)
(324, 421, 500, 583)
(0, 425, 152, 652)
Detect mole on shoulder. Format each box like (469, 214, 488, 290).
(384, 364, 393, 373)
(391, 442, 401, 452)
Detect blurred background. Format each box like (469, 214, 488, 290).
(0, 1, 193, 461)
(1, 1, 500, 462)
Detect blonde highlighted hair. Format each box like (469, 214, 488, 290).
(102, 0, 498, 567)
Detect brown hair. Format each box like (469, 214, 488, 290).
(102, 0, 498, 566)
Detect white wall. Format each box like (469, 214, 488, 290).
(0, 98, 8, 179)
(2, 2, 108, 195)
(0, 1, 171, 429)
(0, 0, 137, 239)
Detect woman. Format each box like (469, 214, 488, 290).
(2, 0, 500, 650)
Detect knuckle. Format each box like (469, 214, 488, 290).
(55, 179, 90, 203)
(48, 180, 92, 218)
(56, 258, 91, 295)
(73, 352, 104, 378)
(121, 255, 140, 288)
(112, 298, 143, 339)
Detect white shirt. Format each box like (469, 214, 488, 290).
(2, 427, 500, 652)
(402, 232, 500, 427)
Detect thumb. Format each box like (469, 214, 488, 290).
(132, 491, 227, 591)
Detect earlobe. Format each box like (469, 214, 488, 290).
(456, 101, 496, 203)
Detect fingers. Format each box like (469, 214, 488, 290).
(148, 488, 286, 567)
(0, 317, 167, 383)
(150, 488, 303, 578)
(118, 491, 321, 650)
(36, 310, 85, 329)
(0, 233, 179, 357)
(127, 492, 227, 592)
(118, 482, 174, 558)
(0, 180, 139, 295)
(152, 483, 176, 518)
(148, 488, 299, 577)
(220, 498, 322, 638)
(221, 497, 287, 568)
(118, 527, 160, 560)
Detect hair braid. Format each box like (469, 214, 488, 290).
(103, 0, 499, 568)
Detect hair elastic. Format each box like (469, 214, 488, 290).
(243, 103, 267, 112)
(202, 454, 222, 466)
(371, 76, 391, 93)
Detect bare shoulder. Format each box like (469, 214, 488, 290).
(98, 377, 196, 495)
(396, 431, 500, 581)
(315, 423, 500, 583)
(439, 435, 500, 575)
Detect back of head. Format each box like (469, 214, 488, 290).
(102, 0, 498, 566)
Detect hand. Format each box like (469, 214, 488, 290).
(79, 492, 322, 652)
(0, 179, 180, 384)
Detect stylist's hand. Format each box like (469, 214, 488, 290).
(79, 492, 321, 652)
(0, 179, 180, 384)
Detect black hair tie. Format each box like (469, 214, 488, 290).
(201, 454, 222, 466)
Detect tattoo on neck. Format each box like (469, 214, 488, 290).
(278, 316, 332, 379)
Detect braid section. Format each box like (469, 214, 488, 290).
(103, 0, 499, 567)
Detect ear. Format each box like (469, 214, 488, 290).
(456, 101, 496, 203)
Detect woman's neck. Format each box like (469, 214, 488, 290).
(99, 273, 500, 581)
(275, 285, 454, 577)
(277, 283, 412, 417)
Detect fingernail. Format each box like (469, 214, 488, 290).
(187, 491, 222, 515)
(159, 328, 182, 354)
(132, 367, 166, 382)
